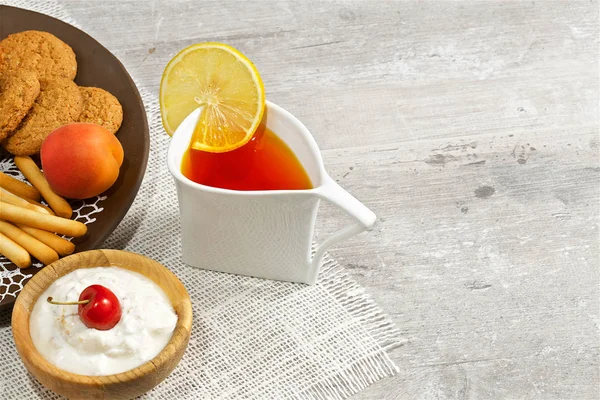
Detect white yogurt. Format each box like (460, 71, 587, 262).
(30, 267, 178, 376)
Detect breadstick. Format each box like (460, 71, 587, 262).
(0, 220, 59, 265)
(0, 189, 51, 215)
(2, 187, 55, 214)
(16, 224, 75, 256)
(14, 156, 72, 218)
(0, 232, 31, 268)
(0, 202, 87, 237)
(0, 171, 40, 201)
(23, 197, 56, 215)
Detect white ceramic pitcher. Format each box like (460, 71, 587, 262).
(167, 101, 376, 284)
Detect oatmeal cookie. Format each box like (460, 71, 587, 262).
(0, 71, 40, 141)
(0, 30, 77, 80)
(2, 78, 83, 155)
(78, 87, 123, 134)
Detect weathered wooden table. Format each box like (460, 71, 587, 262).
(63, 1, 599, 398)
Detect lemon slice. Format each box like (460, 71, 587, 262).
(159, 42, 265, 153)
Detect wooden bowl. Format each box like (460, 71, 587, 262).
(11, 250, 193, 400)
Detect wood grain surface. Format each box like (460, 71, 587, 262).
(59, 1, 599, 398)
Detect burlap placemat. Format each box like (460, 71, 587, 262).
(0, 1, 402, 398)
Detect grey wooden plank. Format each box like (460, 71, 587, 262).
(63, 0, 598, 150)
(320, 126, 599, 398)
(54, 0, 600, 398)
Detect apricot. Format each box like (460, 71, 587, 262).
(40, 123, 124, 199)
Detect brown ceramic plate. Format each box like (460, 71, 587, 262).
(0, 6, 149, 309)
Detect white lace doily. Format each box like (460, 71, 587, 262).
(0, 154, 106, 306)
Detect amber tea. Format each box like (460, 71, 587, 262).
(181, 125, 312, 191)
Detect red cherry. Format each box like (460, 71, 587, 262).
(77, 285, 122, 330)
(47, 284, 122, 331)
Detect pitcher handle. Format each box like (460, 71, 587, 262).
(310, 175, 376, 282)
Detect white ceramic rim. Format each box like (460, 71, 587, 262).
(167, 101, 326, 197)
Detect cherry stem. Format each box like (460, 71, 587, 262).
(47, 296, 90, 306)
